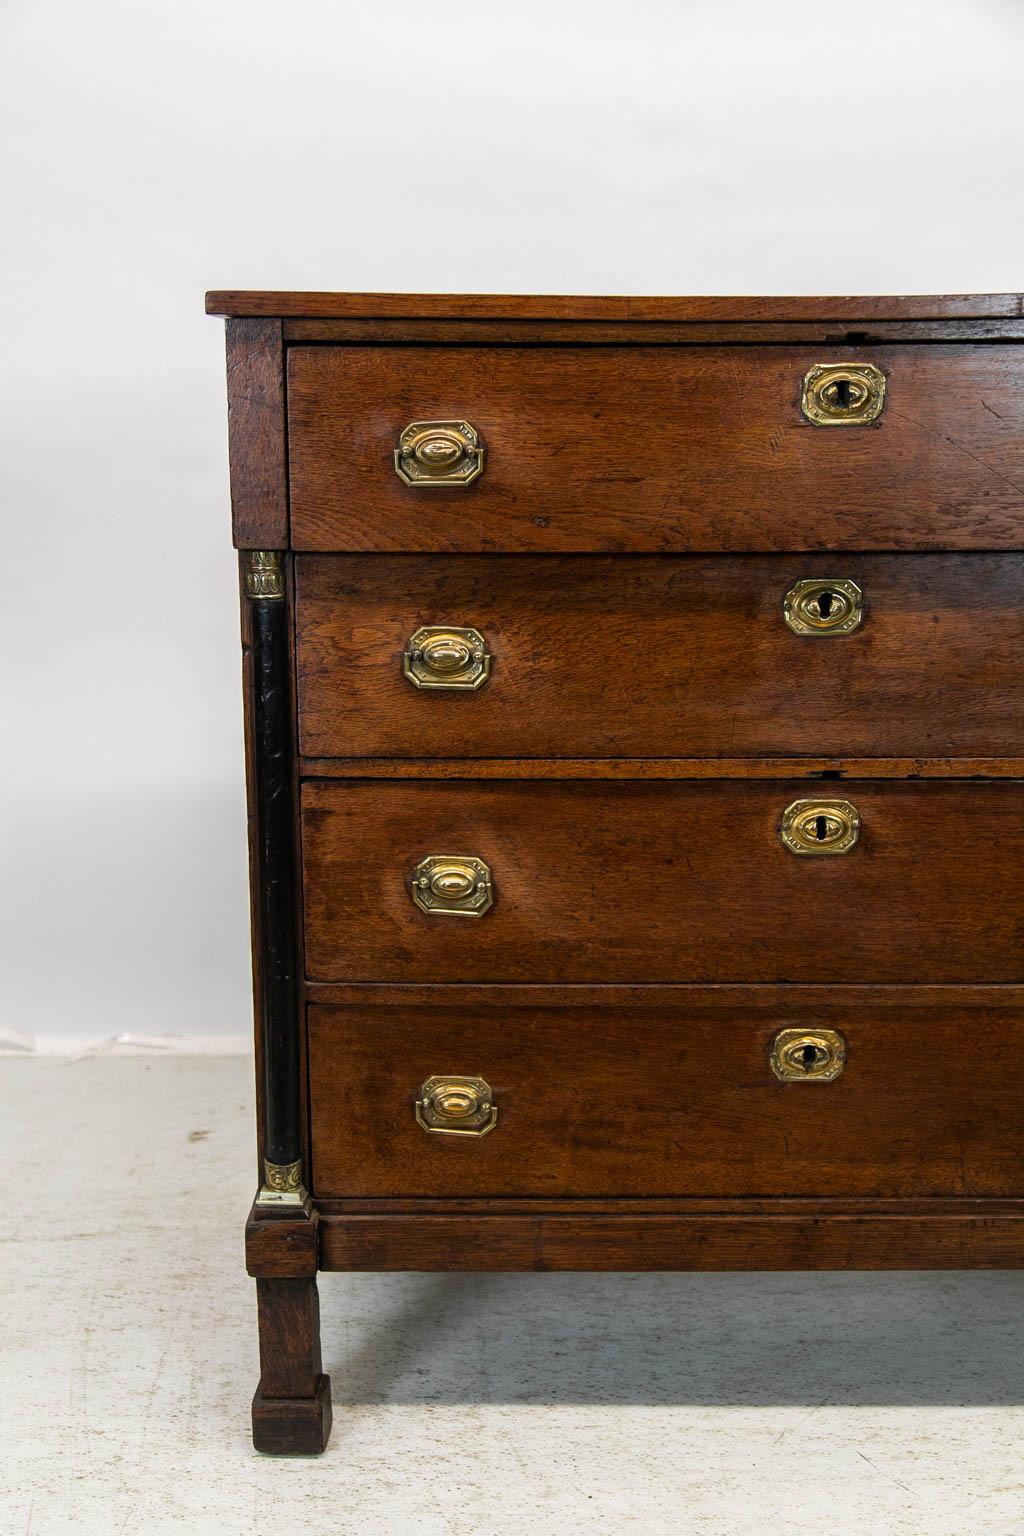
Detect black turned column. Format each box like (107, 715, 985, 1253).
(245, 550, 304, 1206)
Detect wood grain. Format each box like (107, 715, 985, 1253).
(308, 999, 1024, 1199)
(286, 345, 1024, 552)
(252, 1277, 332, 1453)
(282, 318, 1024, 345)
(246, 1206, 319, 1278)
(300, 758, 1024, 780)
(224, 318, 288, 548)
(318, 1211, 1024, 1271)
(295, 554, 1024, 759)
(302, 983, 1024, 1009)
(206, 291, 1024, 320)
(300, 779, 1024, 984)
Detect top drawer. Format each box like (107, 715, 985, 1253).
(287, 345, 1024, 552)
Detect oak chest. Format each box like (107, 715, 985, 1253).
(207, 290, 1024, 1454)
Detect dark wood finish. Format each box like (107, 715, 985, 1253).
(224, 319, 288, 548)
(286, 345, 1024, 553)
(301, 757, 1024, 780)
(250, 586, 302, 1170)
(308, 999, 1024, 1199)
(314, 1195, 1024, 1215)
(212, 291, 1024, 1454)
(252, 1278, 332, 1454)
(319, 1211, 1024, 1271)
(207, 291, 1024, 320)
(295, 554, 1024, 759)
(239, 567, 266, 1176)
(301, 779, 1024, 984)
(303, 982, 1024, 1009)
(246, 1206, 319, 1278)
(283, 318, 1024, 345)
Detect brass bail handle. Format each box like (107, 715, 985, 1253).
(416, 1075, 498, 1136)
(411, 854, 494, 916)
(394, 420, 485, 486)
(403, 626, 492, 691)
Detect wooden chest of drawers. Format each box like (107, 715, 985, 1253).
(207, 289, 1024, 1454)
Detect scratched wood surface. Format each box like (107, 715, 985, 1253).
(294, 553, 1024, 758)
(300, 779, 1024, 984)
(286, 345, 1024, 552)
(307, 998, 1024, 1199)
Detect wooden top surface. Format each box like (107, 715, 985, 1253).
(206, 291, 1024, 321)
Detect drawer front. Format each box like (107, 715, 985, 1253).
(295, 553, 1024, 760)
(308, 999, 1024, 1197)
(287, 345, 1024, 552)
(301, 780, 1024, 984)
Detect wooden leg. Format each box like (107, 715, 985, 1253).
(252, 1277, 333, 1454)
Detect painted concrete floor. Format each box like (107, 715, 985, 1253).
(3, 1057, 1024, 1535)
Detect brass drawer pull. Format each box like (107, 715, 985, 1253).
(801, 362, 886, 426)
(771, 1028, 846, 1082)
(412, 854, 494, 916)
(416, 1075, 497, 1136)
(780, 798, 861, 856)
(784, 578, 863, 636)
(404, 626, 491, 691)
(394, 420, 485, 486)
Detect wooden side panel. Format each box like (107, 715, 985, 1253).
(300, 780, 1024, 985)
(225, 318, 288, 548)
(307, 1000, 1024, 1199)
(294, 553, 1024, 759)
(287, 345, 1024, 552)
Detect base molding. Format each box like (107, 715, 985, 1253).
(317, 1208, 1024, 1272)
(252, 1374, 332, 1456)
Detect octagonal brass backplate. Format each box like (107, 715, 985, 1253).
(784, 578, 863, 637)
(780, 799, 861, 856)
(394, 420, 485, 486)
(771, 1027, 846, 1082)
(416, 1074, 497, 1136)
(801, 363, 886, 426)
(403, 626, 492, 691)
(412, 854, 494, 916)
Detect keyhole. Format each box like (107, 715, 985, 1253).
(801, 1043, 821, 1069)
(833, 378, 853, 409)
(814, 814, 829, 840)
(817, 589, 834, 619)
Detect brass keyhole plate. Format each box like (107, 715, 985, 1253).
(783, 578, 863, 637)
(801, 363, 886, 426)
(770, 1027, 846, 1082)
(780, 798, 861, 856)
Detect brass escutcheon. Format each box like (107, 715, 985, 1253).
(394, 420, 485, 486)
(404, 626, 491, 690)
(412, 854, 494, 916)
(771, 1027, 846, 1082)
(780, 798, 861, 856)
(801, 363, 886, 426)
(416, 1074, 497, 1136)
(784, 578, 863, 636)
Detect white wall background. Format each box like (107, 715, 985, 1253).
(2, 0, 1023, 1043)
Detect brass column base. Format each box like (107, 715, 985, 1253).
(256, 1158, 308, 1208)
